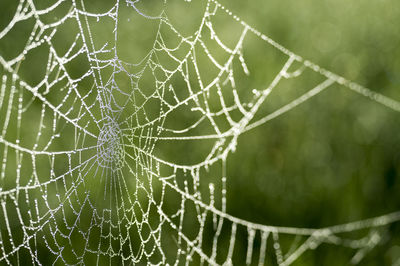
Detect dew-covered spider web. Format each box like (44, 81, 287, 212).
(0, 0, 400, 265)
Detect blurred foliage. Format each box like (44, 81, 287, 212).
(218, 0, 400, 264)
(0, 0, 400, 265)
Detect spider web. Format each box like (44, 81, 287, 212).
(0, 0, 399, 265)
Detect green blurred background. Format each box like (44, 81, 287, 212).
(0, 0, 400, 265)
(219, 0, 400, 264)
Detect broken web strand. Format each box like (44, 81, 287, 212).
(0, 0, 399, 265)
